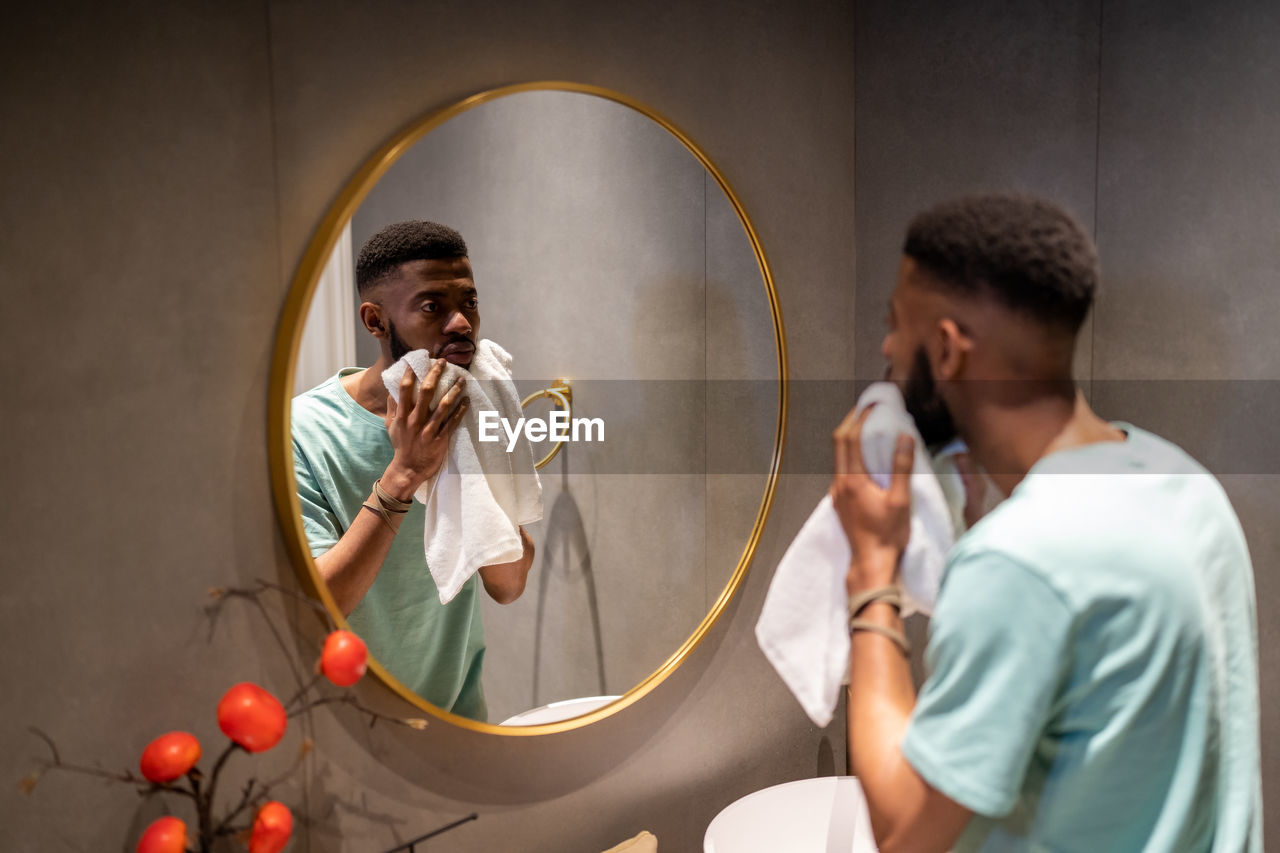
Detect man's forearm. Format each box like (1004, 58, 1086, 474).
(847, 579, 971, 852)
(314, 494, 404, 617)
(315, 457, 432, 616)
(848, 600, 919, 837)
(833, 415, 971, 851)
(478, 526, 534, 604)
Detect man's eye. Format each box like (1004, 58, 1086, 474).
(466, 299, 479, 309)
(422, 302, 437, 313)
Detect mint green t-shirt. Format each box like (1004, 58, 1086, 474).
(291, 370, 487, 721)
(902, 425, 1262, 852)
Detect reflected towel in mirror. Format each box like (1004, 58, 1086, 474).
(381, 339, 543, 603)
(755, 381, 953, 726)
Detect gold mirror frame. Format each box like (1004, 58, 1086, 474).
(267, 81, 788, 736)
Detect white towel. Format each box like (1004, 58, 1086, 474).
(381, 339, 543, 604)
(931, 438, 972, 537)
(755, 382, 955, 727)
(932, 438, 1004, 535)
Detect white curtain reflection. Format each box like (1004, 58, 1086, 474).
(294, 222, 356, 396)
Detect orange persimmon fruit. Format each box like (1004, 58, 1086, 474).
(136, 815, 186, 853)
(319, 630, 368, 687)
(249, 800, 293, 853)
(216, 682, 287, 753)
(138, 731, 201, 783)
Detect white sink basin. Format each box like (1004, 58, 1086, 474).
(497, 695, 621, 726)
(704, 776, 877, 852)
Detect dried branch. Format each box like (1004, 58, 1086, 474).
(285, 673, 323, 711)
(212, 777, 261, 838)
(30, 727, 61, 764)
(213, 737, 312, 837)
(23, 727, 195, 800)
(210, 585, 309, 696)
(380, 813, 480, 852)
(204, 741, 242, 800)
(205, 580, 332, 634)
(286, 693, 427, 731)
(26, 579, 446, 853)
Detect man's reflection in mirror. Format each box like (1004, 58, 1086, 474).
(291, 221, 535, 722)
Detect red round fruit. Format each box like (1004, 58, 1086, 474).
(216, 682, 287, 753)
(249, 800, 293, 853)
(136, 815, 186, 853)
(138, 731, 202, 784)
(320, 630, 368, 687)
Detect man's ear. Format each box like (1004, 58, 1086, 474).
(932, 317, 972, 381)
(359, 302, 386, 339)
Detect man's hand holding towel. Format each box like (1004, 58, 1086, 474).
(379, 357, 470, 503)
(381, 339, 543, 604)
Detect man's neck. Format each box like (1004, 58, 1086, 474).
(341, 354, 396, 417)
(964, 388, 1126, 497)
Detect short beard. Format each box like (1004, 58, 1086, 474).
(386, 319, 413, 362)
(903, 346, 959, 450)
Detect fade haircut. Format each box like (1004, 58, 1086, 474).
(903, 194, 1098, 334)
(355, 220, 468, 295)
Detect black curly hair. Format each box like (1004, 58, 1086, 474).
(355, 220, 468, 295)
(903, 194, 1098, 334)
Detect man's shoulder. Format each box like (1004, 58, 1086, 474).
(946, 424, 1248, 607)
(293, 374, 343, 414)
(292, 373, 371, 436)
(968, 424, 1229, 535)
(292, 373, 393, 483)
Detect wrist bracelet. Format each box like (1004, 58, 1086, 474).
(373, 478, 414, 512)
(847, 585, 903, 621)
(362, 502, 399, 534)
(849, 618, 912, 656)
(364, 478, 413, 534)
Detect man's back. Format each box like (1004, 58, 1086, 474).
(902, 425, 1262, 851)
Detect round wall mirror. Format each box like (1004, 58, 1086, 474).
(269, 82, 786, 734)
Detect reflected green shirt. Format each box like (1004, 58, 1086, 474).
(291, 370, 487, 721)
(903, 425, 1262, 851)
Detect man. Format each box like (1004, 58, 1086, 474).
(292, 220, 535, 722)
(832, 195, 1262, 851)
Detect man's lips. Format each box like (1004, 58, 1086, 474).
(439, 341, 475, 363)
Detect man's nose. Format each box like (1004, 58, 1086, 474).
(443, 310, 472, 336)
(880, 333, 892, 360)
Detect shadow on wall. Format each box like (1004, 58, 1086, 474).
(533, 447, 606, 708)
(300, 759, 482, 853)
